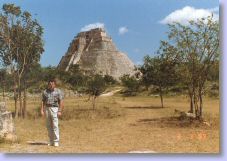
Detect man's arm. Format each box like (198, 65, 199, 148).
(41, 91, 46, 117)
(58, 91, 64, 112)
(57, 100, 63, 117)
(59, 99, 64, 112)
(58, 90, 64, 116)
(41, 101, 45, 117)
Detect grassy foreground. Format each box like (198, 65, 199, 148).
(0, 95, 219, 153)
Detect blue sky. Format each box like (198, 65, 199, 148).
(0, 0, 219, 66)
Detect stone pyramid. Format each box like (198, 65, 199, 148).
(58, 28, 135, 79)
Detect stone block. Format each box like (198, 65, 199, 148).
(0, 102, 17, 142)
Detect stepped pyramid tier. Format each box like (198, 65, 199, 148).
(58, 28, 135, 79)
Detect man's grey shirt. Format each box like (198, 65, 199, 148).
(42, 88, 64, 107)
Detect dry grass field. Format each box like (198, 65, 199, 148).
(0, 94, 219, 153)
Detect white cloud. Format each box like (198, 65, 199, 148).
(118, 26, 128, 35)
(208, 7, 219, 13)
(160, 6, 219, 25)
(81, 22, 105, 32)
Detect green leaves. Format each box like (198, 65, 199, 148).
(140, 55, 178, 88)
(0, 3, 44, 73)
(0, 3, 44, 118)
(164, 16, 219, 118)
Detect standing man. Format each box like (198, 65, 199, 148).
(41, 79, 64, 147)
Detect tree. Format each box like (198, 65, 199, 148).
(87, 74, 107, 110)
(207, 60, 219, 82)
(0, 4, 21, 117)
(0, 4, 44, 118)
(120, 74, 140, 96)
(166, 16, 219, 118)
(22, 63, 42, 91)
(139, 54, 178, 108)
(0, 68, 6, 100)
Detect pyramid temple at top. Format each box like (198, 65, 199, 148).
(58, 28, 135, 79)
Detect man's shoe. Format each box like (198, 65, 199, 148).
(54, 142, 59, 147)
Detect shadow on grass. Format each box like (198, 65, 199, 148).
(71, 109, 94, 112)
(138, 117, 177, 122)
(61, 107, 124, 120)
(27, 141, 48, 145)
(136, 116, 212, 129)
(124, 106, 166, 110)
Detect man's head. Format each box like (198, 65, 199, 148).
(48, 79, 56, 90)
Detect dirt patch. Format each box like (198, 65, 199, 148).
(100, 89, 122, 97)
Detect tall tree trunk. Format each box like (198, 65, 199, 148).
(92, 96, 96, 110)
(194, 94, 200, 119)
(18, 77, 23, 117)
(199, 90, 203, 119)
(188, 89, 194, 113)
(190, 94, 193, 113)
(14, 79, 19, 118)
(2, 81, 5, 101)
(23, 79, 27, 118)
(192, 81, 199, 118)
(159, 86, 164, 108)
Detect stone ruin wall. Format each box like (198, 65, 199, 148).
(0, 102, 17, 142)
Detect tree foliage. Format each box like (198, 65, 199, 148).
(165, 16, 219, 118)
(139, 53, 178, 107)
(87, 74, 107, 110)
(0, 3, 44, 118)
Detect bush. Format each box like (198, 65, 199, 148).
(104, 75, 117, 85)
(120, 74, 140, 96)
